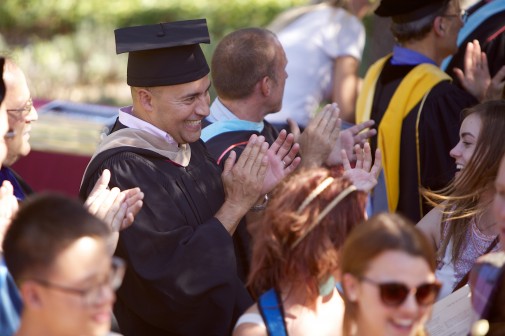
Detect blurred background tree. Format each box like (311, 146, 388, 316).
(0, 0, 306, 105)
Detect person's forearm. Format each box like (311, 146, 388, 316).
(215, 200, 250, 235)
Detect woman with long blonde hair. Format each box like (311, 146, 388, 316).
(418, 100, 505, 299)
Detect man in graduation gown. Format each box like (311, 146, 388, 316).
(442, 0, 505, 90)
(80, 19, 299, 336)
(356, 0, 494, 223)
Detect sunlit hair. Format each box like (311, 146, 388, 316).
(423, 100, 505, 262)
(341, 213, 435, 336)
(211, 28, 279, 100)
(390, 0, 450, 44)
(247, 167, 367, 307)
(3, 193, 110, 284)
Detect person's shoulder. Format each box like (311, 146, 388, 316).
(425, 80, 478, 107)
(233, 303, 267, 336)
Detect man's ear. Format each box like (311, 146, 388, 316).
(433, 16, 445, 35)
(260, 76, 271, 97)
(136, 88, 154, 112)
(20, 281, 44, 309)
(342, 273, 360, 302)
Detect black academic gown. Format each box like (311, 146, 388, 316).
(202, 119, 278, 283)
(370, 61, 478, 222)
(446, 1, 505, 89)
(203, 119, 279, 169)
(80, 121, 252, 336)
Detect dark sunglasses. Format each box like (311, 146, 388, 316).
(360, 276, 441, 307)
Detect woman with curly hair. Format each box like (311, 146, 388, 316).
(233, 144, 380, 336)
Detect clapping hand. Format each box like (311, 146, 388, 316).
(326, 119, 376, 166)
(85, 169, 144, 232)
(296, 103, 341, 168)
(262, 129, 301, 194)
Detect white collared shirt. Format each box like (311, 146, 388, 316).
(207, 98, 239, 122)
(118, 106, 178, 145)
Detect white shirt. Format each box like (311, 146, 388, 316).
(118, 106, 178, 145)
(266, 6, 365, 127)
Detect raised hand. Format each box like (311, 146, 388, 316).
(326, 119, 376, 166)
(485, 65, 505, 100)
(263, 129, 301, 194)
(0, 181, 18, 250)
(453, 40, 491, 101)
(341, 142, 381, 192)
(298, 103, 341, 168)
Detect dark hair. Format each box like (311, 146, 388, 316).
(341, 213, 436, 336)
(3, 193, 110, 284)
(247, 167, 367, 307)
(423, 100, 505, 262)
(211, 28, 279, 100)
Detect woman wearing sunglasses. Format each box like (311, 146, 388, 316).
(341, 213, 441, 336)
(233, 144, 381, 336)
(418, 100, 505, 299)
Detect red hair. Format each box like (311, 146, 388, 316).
(247, 167, 367, 306)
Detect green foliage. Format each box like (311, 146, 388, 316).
(1, 0, 305, 43)
(0, 0, 305, 105)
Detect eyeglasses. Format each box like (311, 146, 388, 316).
(360, 276, 441, 307)
(31, 257, 126, 307)
(441, 9, 468, 24)
(7, 97, 33, 119)
(4, 130, 16, 139)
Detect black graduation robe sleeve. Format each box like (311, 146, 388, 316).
(80, 141, 252, 336)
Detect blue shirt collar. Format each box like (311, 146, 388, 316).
(391, 45, 437, 66)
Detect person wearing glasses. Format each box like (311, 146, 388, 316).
(341, 213, 441, 336)
(233, 145, 381, 336)
(355, 0, 498, 223)
(2, 193, 125, 336)
(0, 57, 22, 336)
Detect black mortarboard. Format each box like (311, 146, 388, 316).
(115, 19, 210, 87)
(375, 0, 449, 23)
